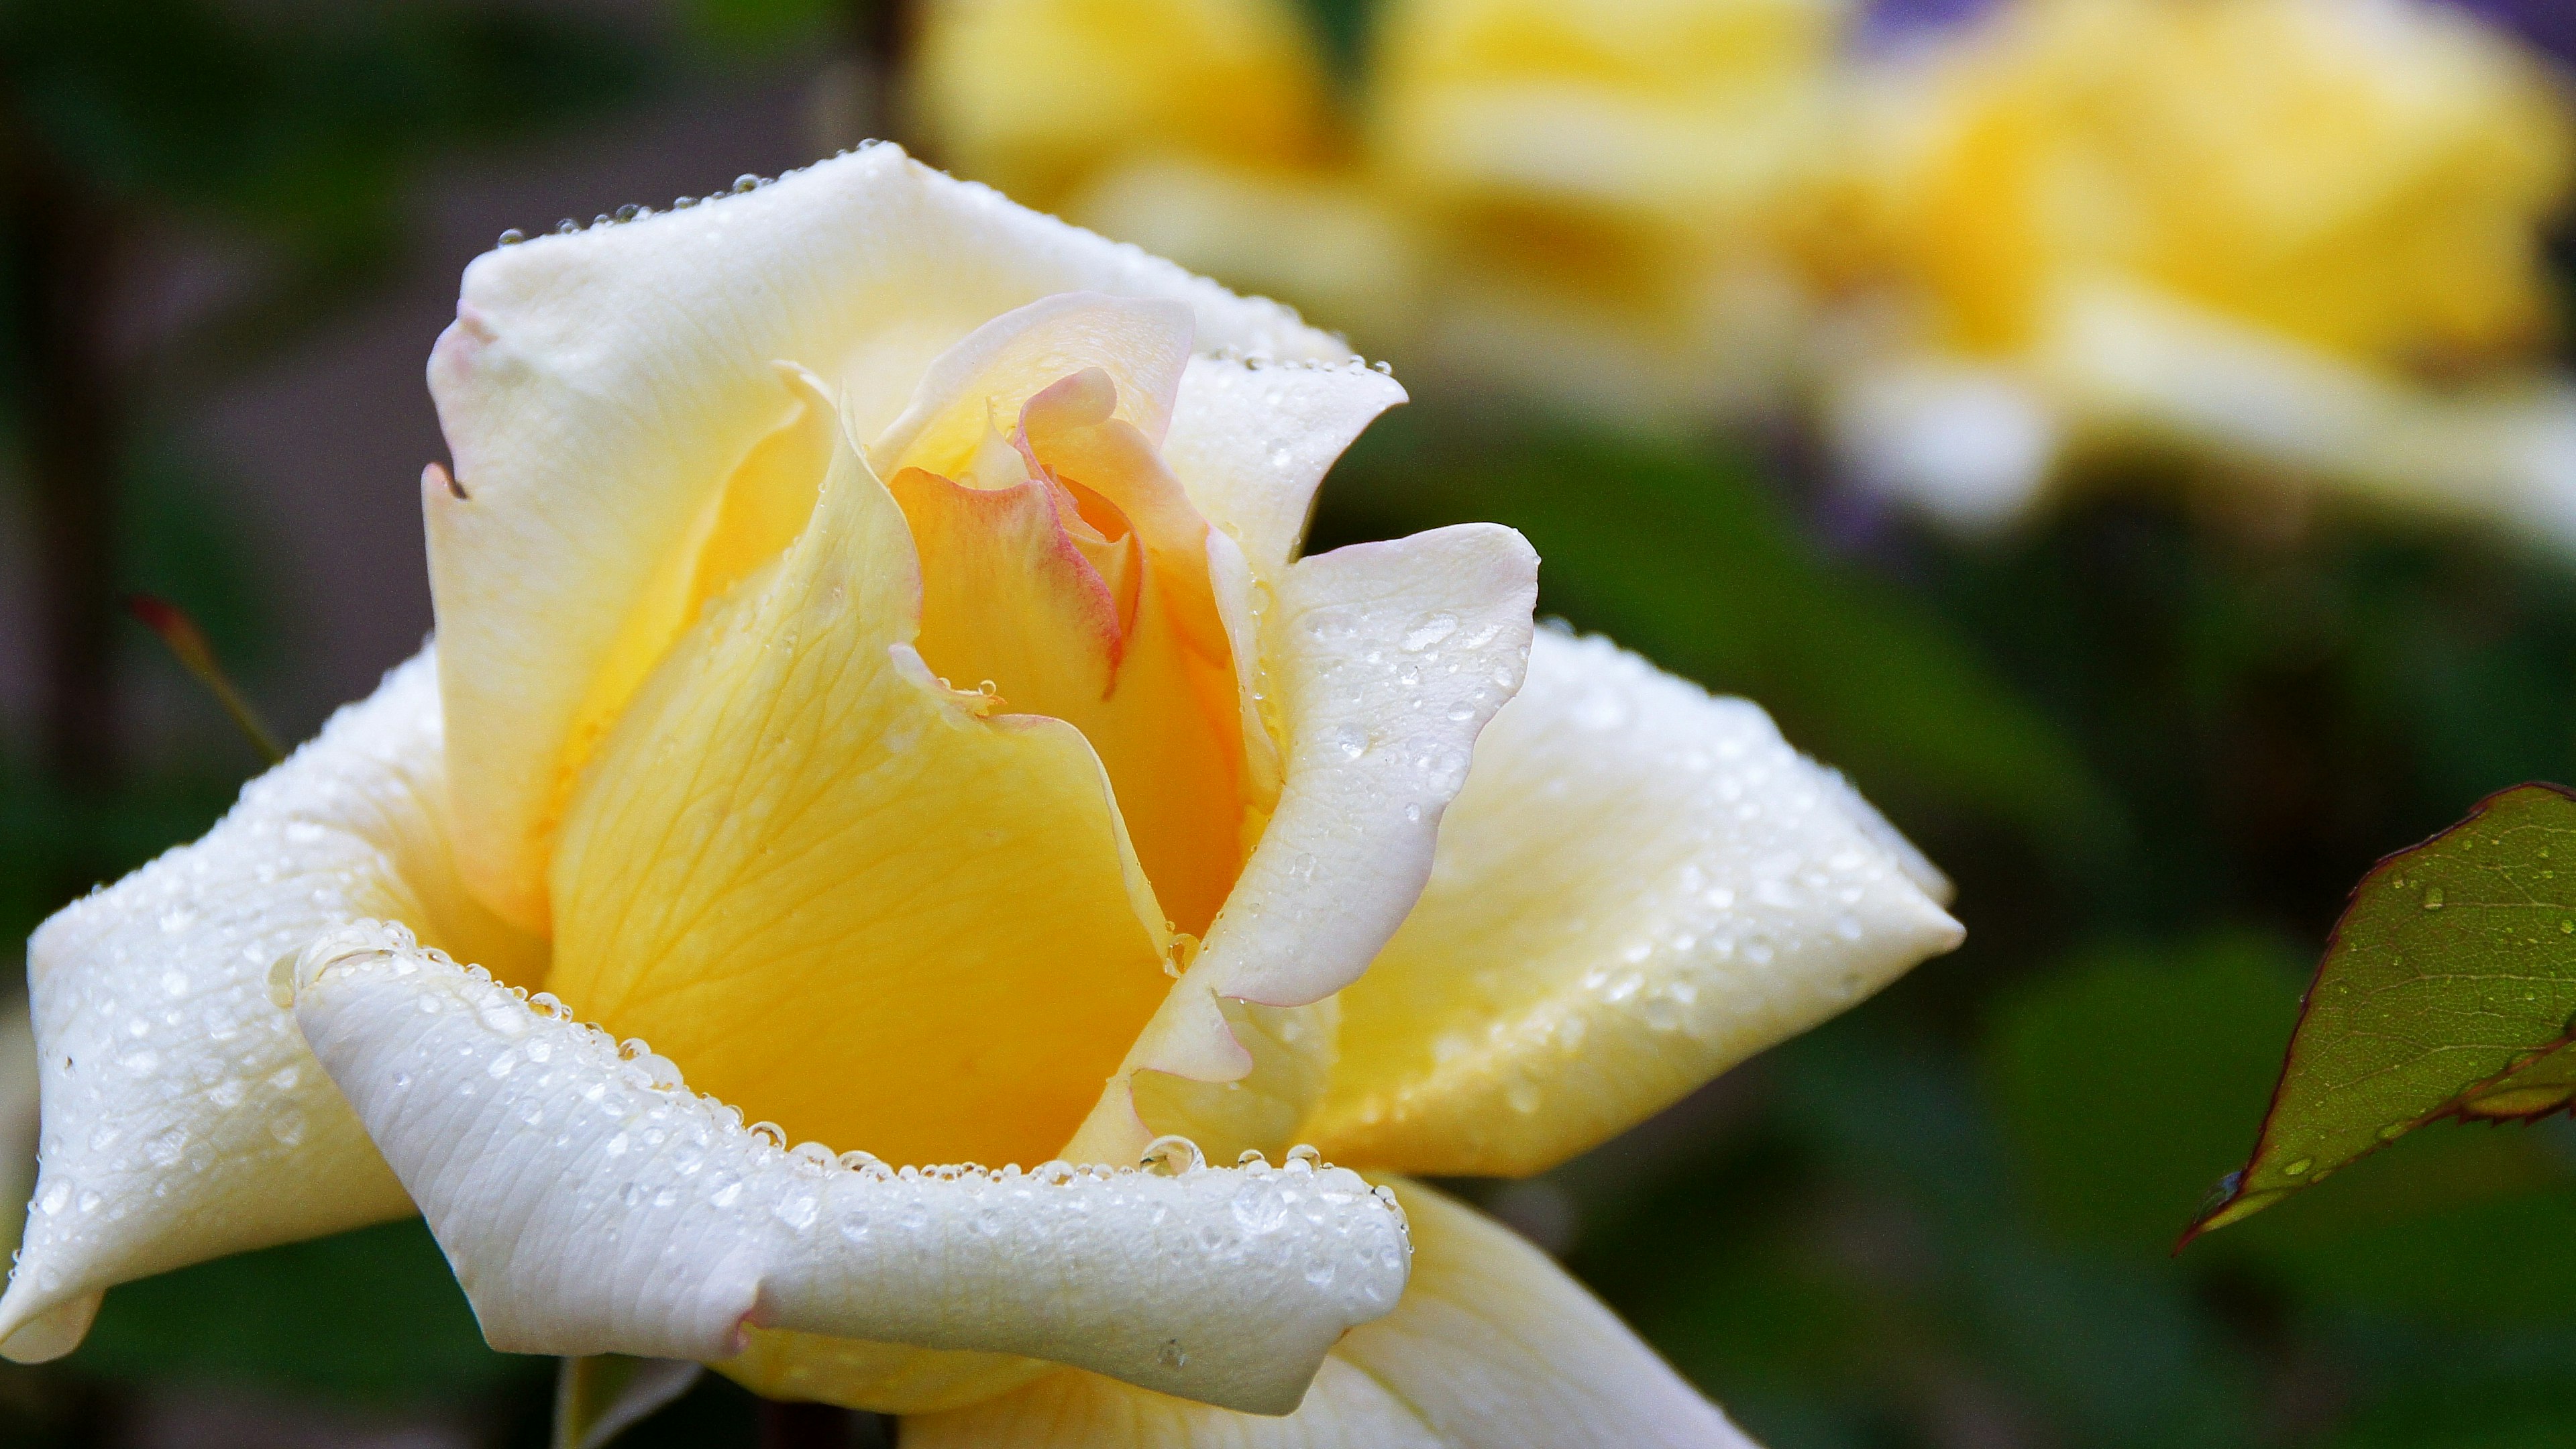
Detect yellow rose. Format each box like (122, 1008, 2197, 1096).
(0, 150, 1960, 1440)
(1823, 0, 2576, 536)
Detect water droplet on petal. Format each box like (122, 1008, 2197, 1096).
(1140, 1135, 1204, 1176)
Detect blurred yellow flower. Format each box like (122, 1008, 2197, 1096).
(912, 0, 1857, 417)
(1823, 0, 2576, 536)
(1371, 0, 1852, 417)
(912, 0, 1336, 214)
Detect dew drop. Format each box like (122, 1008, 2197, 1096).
(1140, 1135, 1205, 1176)
(2282, 1158, 2313, 1177)
(1401, 612, 1459, 652)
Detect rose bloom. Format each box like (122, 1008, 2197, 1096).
(0, 150, 1959, 1444)
(1819, 0, 2576, 537)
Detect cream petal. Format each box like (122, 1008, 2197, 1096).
(1065, 524, 1540, 1163)
(903, 1179, 1751, 1448)
(427, 144, 1353, 930)
(1163, 356, 1409, 581)
(0, 650, 541, 1361)
(872, 292, 1196, 475)
(1127, 997, 1343, 1169)
(718, 1332, 1055, 1415)
(900, 1357, 1440, 1448)
(1304, 629, 1964, 1178)
(288, 928, 1411, 1417)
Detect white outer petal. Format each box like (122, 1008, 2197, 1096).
(0, 649, 523, 1361)
(1211, 525, 1540, 1008)
(1163, 355, 1410, 580)
(904, 1179, 1753, 1448)
(1067, 524, 1540, 1162)
(429, 144, 1354, 929)
(290, 928, 1411, 1417)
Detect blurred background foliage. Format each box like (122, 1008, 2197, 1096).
(6, 0, 2576, 1446)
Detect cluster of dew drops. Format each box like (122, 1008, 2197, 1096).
(393, 950, 1406, 1245)
(495, 164, 809, 248)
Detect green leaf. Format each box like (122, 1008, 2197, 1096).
(2188, 783, 2576, 1238)
(554, 1355, 703, 1449)
(71, 1218, 523, 1403)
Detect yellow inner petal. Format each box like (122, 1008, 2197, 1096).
(896, 367, 1252, 938)
(541, 381, 835, 901)
(544, 430, 1176, 1169)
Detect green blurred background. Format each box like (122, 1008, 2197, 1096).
(9, 1, 2576, 1445)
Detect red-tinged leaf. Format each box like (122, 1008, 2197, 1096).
(2185, 783, 2576, 1242)
(127, 593, 284, 765)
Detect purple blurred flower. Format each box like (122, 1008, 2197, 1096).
(1857, 0, 2002, 50)
(2447, 0, 2576, 65)
(1859, 0, 2575, 66)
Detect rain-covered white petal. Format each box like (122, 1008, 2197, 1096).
(0, 650, 539, 1361)
(1066, 524, 1538, 1163)
(1163, 354, 1409, 580)
(428, 144, 1354, 930)
(289, 928, 1411, 1416)
(903, 1179, 1752, 1448)
(1304, 629, 1964, 1177)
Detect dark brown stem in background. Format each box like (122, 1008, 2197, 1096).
(810, 0, 915, 156)
(854, 0, 910, 75)
(5, 134, 124, 793)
